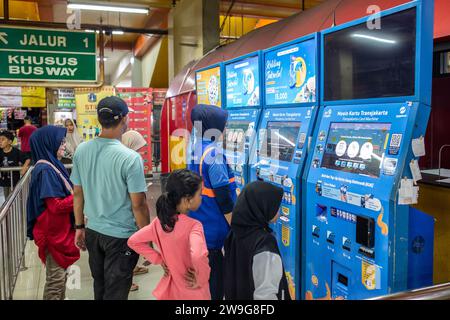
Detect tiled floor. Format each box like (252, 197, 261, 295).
(13, 241, 163, 300)
(13, 241, 164, 300)
(13, 175, 164, 300)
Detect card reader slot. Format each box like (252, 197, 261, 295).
(338, 273, 348, 287)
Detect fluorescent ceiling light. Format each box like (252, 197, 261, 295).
(352, 34, 396, 44)
(96, 57, 108, 61)
(87, 30, 124, 35)
(68, 2, 149, 14)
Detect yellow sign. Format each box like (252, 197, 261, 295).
(196, 66, 221, 107)
(169, 135, 187, 170)
(282, 224, 290, 246)
(22, 86, 46, 98)
(75, 86, 114, 141)
(362, 260, 377, 290)
(0, 86, 46, 107)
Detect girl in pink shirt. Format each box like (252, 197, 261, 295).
(128, 169, 211, 300)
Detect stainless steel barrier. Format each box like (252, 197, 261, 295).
(438, 144, 450, 179)
(368, 282, 450, 300)
(0, 167, 32, 300)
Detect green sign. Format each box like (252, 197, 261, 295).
(57, 89, 76, 108)
(0, 26, 97, 82)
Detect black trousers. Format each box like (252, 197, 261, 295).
(208, 249, 224, 300)
(85, 228, 139, 300)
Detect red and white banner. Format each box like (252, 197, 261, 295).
(116, 88, 153, 175)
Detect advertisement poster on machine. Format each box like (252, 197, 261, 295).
(196, 66, 221, 107)
(265, 39, 316, 105)
(226, 55, 260, 108)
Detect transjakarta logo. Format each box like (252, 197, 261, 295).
(324, 109, 332, 117)
(265, 111, 270, 118)
(400, 106, 406, 114)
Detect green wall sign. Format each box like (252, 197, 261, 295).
(0, 26, 97, 82)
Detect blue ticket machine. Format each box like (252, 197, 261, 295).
(224, 54, 263, 193)
(248, 34, 320, 299)
(303, 1, 433, 300)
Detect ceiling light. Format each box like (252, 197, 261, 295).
(112, 30, 124, 35)
(68, 2, 149, 14)
(97, 57, 108, 61)
(351, 33, 396, 44)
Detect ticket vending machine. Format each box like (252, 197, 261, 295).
(249, 34, 320, 299)
(303, 1, 434, 300)
(224, 53, 263, 194)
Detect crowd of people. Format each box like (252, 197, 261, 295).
(18, 97, 291, 301)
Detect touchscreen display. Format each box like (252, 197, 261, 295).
(225, 121, 253, 153)
(260, 121, 301, 162)
(324, 8, 416, 101)
(321, 122, 391, 177)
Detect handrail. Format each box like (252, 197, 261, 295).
(368, 282, 450, 300)
(0, 167, 32, 221)
(438, 144, 450, 179)
(0, 167, 32, 300)
(0, 163, 72, 300)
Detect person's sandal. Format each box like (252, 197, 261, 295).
(133, 266, 149, 276)
(130, 283, 139, 292)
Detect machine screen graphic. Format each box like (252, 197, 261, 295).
(324, 8, 416, 101)
(196, 66, 222, 107)
(321, 122, 391, 178)
(225, 121, 252, 153)
(260, 121, 301, 162)
(226, 56, 260, 108)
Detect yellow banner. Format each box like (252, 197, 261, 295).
(21, 87, 46, 98)
(75, 86, 115, 141)
(0, 86, 46, 107)
(196, 66, 221, 107)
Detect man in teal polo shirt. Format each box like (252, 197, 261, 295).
(71, 96, 150, 300)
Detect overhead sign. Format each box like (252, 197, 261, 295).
(0, 26, 97, 82)
(225, 55, 260, 108)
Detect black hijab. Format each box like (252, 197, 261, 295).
(231, 180, 283, 239)
(224, 181, 290, 300)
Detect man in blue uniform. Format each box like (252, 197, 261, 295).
(188, 104, 237, 300)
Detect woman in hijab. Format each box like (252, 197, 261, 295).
(27, 125, 80, 300)
(121, 129, 149, 292)
(188, 104, 238, 300)
(223, 180, 291, 300)
(122, 130, 147, 152)
(63, 119, 83, 163)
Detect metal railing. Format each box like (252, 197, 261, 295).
(438, 144, 450, 180)
(0, 167, 32, 300)
(368, 282, 450, 300)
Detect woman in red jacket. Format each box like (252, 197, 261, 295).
(27, 125, 80, 300)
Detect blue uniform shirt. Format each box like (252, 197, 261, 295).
(188, 139, 237, 249)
